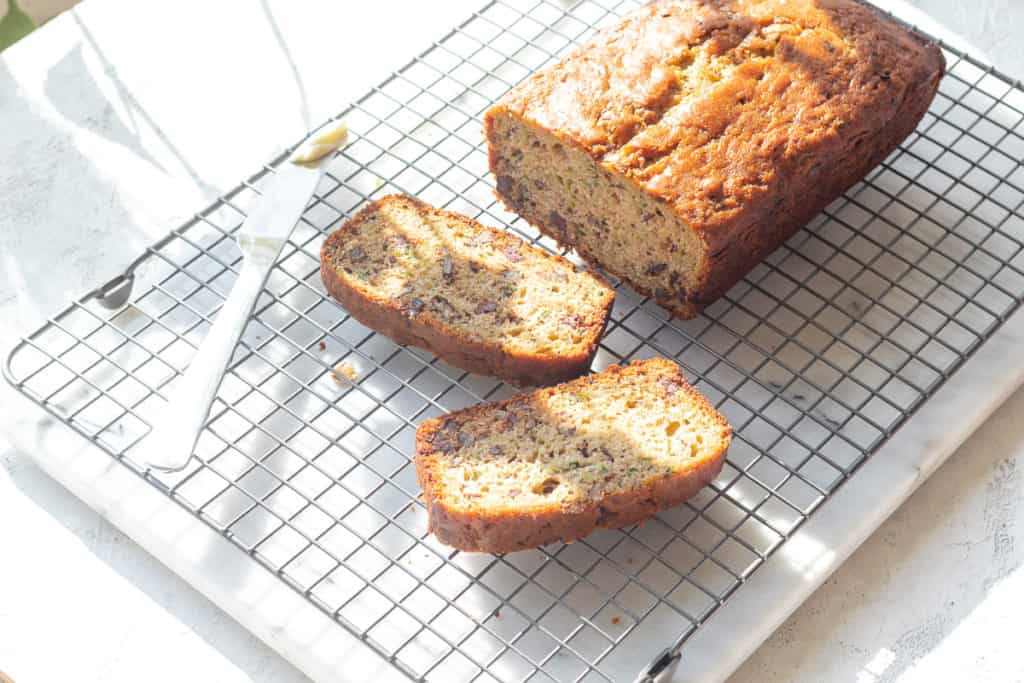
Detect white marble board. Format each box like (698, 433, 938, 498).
(4, 1, 1024, 682)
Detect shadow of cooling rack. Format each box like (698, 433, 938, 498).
(5, 0, 1024, 681)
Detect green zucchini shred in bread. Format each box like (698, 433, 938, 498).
(415, 358, 731, 553)
(320, 195, 615, 386)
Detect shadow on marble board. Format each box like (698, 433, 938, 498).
(2, 430, 313, 683)
(1, 12, 231, 334)
(43, 43, 166, 173)
(729, 384, 1024, 683)
(2, 0, 331, 332)
(258, 0, 311, 129)
(67, 10, 218, 199)
(0, 46, 209, 333)
(0, 61, 142, 330)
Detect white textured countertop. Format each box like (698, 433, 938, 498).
(1, 1, 1023, 682)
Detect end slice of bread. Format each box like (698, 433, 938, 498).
(320, 195, 615, 386)
(415, 357, 731, 553)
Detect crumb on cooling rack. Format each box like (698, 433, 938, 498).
(611, 616, 621, 625)
(332, 361, 358, 384)
(493, 608, 501, 619)
(318, 340, 327, 351)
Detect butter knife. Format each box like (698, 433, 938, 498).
(143, 120, 348, 472)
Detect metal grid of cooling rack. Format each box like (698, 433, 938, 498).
(5, 0, 1024, 681)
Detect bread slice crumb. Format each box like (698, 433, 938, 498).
(415, 357, 731, 552)
(332, 361, 357, 384)
(320, 194, 615, 386)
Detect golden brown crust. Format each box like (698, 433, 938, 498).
(414, 358, 731, 553)
(485, 0, 945, 317)
(320, 195, 615, 386)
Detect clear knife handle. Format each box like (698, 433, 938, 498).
(142, 261, 270, 472)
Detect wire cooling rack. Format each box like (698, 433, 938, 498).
(6, 1, 1024, 681)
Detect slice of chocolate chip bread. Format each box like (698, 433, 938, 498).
(320, 194, 615, 386)
(415, 357, 731, 553)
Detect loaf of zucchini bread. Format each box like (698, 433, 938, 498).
(320, 195, 615, 386)
(415, 357, 731, 553)
(485, 0, 944, 318)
